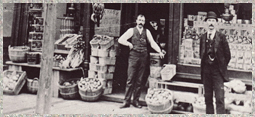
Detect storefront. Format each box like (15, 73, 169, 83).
(3, 3, 252, 114)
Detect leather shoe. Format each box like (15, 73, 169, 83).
(120, 101, 130, 109)
(132, 101, 142, 108)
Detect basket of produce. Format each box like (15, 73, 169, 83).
(3, 70, 27, 95)
(8, 45, 30, 62)
(27, 77, 39, 94)
(59, 78, 80, 99)
(78, 77, 104, 101)
(26, 52, 39, 65)
(99, 35, 114, 50)
(145, 88, 174, 114)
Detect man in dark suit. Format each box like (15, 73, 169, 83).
(199, 11, 231, 114)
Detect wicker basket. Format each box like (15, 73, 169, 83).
(27, 78, 39, 94)
(78, 78, 104, 101)
(145, 89, 174, 114)
(8, 46, 30, 62)
(59, 78, 80, 99)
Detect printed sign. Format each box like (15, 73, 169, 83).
(95, 9, 121, 37)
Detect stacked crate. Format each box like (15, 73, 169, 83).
(89, 35, 116, 95)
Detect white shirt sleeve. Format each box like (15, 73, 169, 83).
(118, 28, 133, 46)
(146, 29, 161, 53)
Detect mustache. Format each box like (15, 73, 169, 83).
(209, 24, 214, 27)
(139, 23, 144, 26)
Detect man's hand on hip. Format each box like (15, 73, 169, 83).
(128, 42, 133, 50)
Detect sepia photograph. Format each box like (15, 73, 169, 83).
(2, 2, 253, 115)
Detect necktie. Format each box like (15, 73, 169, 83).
(208, 33, 212, 40)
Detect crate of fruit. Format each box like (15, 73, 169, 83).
(3, 70, 27, 95)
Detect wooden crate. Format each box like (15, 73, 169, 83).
(3, 70, 27, 95)
(157, 81, 204, 104)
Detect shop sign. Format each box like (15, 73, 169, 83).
(95, 9, 121, 37)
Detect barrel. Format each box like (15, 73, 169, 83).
(150, 53, 161, 67)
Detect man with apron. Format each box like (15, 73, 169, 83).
(118, 14, 165, 108)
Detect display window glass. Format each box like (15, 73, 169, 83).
(178, 3, 252, 72)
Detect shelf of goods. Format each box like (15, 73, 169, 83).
(5, 61, 82, 97)
(57, 17, 75, 39)
(178, 11, 252, 85)
(89, 34, 117, 95)
(28, 4, 44, 52)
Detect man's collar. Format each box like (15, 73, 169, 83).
(207, 29, 216, 35)
(136, 25, 144, 30)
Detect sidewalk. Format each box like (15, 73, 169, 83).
(3, 93, 151, 115)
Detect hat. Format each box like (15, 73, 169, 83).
(205, 11, 218, 21)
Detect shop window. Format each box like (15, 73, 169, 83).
(179, 3, 252, 71)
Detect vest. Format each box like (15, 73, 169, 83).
(131, 27, 148, 53)
(205, 35, 217, 65)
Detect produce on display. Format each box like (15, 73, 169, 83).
(78, 77, 103, 92)
(145, 88, 174, 114)
(90, 34, 114, 49)
(53, 54, 66, 67)
(60, 38, 85, 69)
(224, 79, 246, 94)
(3, 70, 26, 95)
(146, 88, 173, 105)
(3, 71, 20, 91)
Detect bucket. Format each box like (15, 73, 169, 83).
(150, 53, 161, 67)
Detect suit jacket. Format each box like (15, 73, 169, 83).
(200, 31, 231, 82)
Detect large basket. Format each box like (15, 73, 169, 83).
(145, 89, 174, 114)
(27, 78, 39, 94)
(8, 46, 30, 62)
(59, 78, 80, 99)
(78, 78, 104, 101)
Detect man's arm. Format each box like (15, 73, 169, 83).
(118, 28, 133, 49)
(222, 34, 231, 64)
(146, 29, 165, 58)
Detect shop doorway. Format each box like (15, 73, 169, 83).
(112, 3, 169, 96)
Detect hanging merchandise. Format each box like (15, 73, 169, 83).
(91, 3, 104, 27)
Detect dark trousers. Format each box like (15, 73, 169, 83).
(124, 50, 148, 103)
(202, 62, 225, 114)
